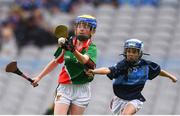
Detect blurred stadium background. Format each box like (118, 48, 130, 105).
(0, 0, 180, 114)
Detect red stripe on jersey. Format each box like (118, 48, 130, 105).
(58, 66, 71, 84)
(73, 38, 92, 52)
(56, 50, 64, 64)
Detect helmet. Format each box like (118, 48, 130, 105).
(124, 38, 143, 52)
(122, 39, 143, 64)
(75, 15, 97, 30)
(123, 38, 144, 60)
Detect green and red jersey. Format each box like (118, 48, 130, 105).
(54, 38, 97, 84)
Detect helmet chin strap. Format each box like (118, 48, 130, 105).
(77, 34, 90, 41)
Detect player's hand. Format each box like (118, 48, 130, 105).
(85, 69, 94, 77)
(31, 77, 40, 87)
(61, 38, 75, 52)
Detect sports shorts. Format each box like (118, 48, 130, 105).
(110, 96, 143, 115)
(54, 83, 91, 108)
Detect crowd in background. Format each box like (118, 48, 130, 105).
(14, 0, 159, 12)
(14, 0, 159, 13)
(0, 0, 170, 56)
(0, 0, 178, 115)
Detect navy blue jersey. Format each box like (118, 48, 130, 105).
(107, 59, 161, 102)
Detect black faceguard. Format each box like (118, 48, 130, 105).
(77, 34, 90, 41)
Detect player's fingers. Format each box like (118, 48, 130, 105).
(87, 69, 93, 73)
(85, 71, 90, 75)
(31, 81, 38, 87)
(31, 81, 36, 86)
(33, 83, 39, 87)
(88, 73, 94, 77)
(85, 71, 92, 76)
(31, 78, 39, 87)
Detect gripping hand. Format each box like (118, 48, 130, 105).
(61, 37, 75, 52)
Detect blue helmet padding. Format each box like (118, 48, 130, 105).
(75, 15, 97, 29)
(122, 39, 149, 59)
(124, 39, 143, 50)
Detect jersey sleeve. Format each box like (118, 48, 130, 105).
(85, 43, 97, 64)
(107, 61, 127, 80)
(148, 61, 161, 80)
(107, 65, 118, 80)
(54, 47, 64, 63)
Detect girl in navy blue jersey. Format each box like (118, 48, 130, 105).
(86, 38, 177, 115)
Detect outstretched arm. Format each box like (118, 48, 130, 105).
(32, 59, 59, 87)
(159, 69, 178, 83)
(92, 67, 111, 74)
(86, 67, 111, 76)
